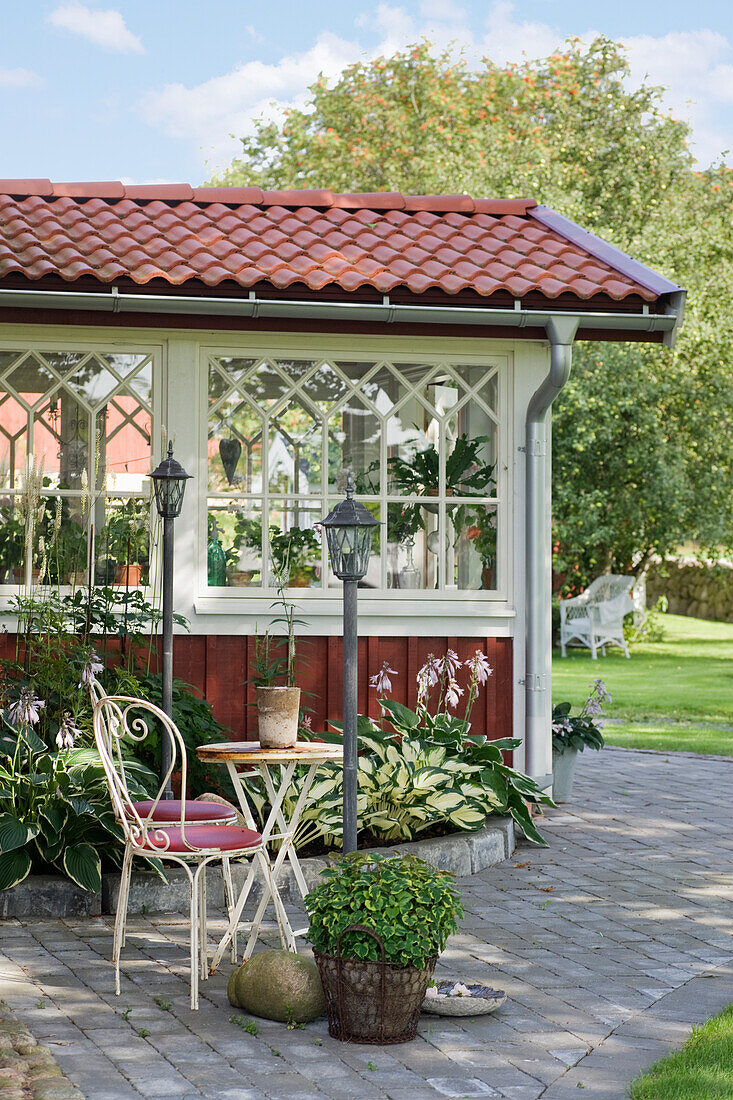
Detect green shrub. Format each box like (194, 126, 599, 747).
(306, 852, 463, 968)
(0, 704, 157, 891)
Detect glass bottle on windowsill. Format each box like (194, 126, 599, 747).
(207, 519, 227, 587)
(399, 537, 421, 589)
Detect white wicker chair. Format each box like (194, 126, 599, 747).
(559, 574, 635, 659)
(92, 694, 280, 1009)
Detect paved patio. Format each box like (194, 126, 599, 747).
(1, 746, 732, 1100)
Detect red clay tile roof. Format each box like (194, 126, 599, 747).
(0, 181, 679, 305)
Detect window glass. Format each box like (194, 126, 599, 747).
(0, 348, 155, 588)
(207, 354, 503, 594)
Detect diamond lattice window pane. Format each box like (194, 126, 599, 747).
(101, 395, 152, 492)
(328, 396, 381, 494)
(0, 391, 28, 488)
(208, 395, 262, 492)
(268, 403, 322, 494)
(65, 361, 119, 409)
(302, 363, 349, 412)
(6, 355, 61, 409)
(34, 396, 89, 490)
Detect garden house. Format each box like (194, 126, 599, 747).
(0, 181, 684, 786)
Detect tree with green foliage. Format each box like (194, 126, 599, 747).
(211, 37, 733, 586)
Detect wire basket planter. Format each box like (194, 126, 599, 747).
(314, 924, 436, 1044)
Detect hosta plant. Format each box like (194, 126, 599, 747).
(244, 726, 495, 852)
(306, 852, 463, 968)
(552, 679, 610, 755)
(369, 650, 555, 846)
(0, 698, 155, 892)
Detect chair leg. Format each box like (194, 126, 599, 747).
(189, 864, 200, 1011)
(113, 845, 134, 997)
(221, 857, 237, 964)
(198, 867, 208, 982)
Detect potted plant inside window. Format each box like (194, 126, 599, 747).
(306, 852, 463, 1043)
(552, 679, 610, 801)
(0, 503, 26, 584)
(105, 500, 149, 586)
(463, 509, 497, 589)
(386, 433, 494, 504)
(269, 526, 319, 587)
(226, 515, 264, 587)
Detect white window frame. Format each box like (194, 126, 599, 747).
(0, 334, 164, 596)
(198, 337, 512, 613)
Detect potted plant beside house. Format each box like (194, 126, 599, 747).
(306, 852, 463, 1043)
(552, 679, 610, 801)
(253, 555, 308, 748)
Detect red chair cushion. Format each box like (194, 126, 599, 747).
(128, 800, 237, 823)
(132, 824, 262, 854)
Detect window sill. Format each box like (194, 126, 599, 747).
(193, 594, 516, 618)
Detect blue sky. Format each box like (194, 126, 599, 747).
(3, 1, 733, 185)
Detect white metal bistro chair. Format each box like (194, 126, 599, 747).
(559, 574, 635, 659)
(92, 694, 283, 1010)
(88, 676, 242, 962)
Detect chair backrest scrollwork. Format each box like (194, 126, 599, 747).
(92, 694, 190, 854)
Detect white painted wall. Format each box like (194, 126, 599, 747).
(0, 321, 555, 760)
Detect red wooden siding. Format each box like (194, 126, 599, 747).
(1, 632, 512, 742)
(177, 633, 513, 741)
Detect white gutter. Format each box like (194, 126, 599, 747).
(524, 316, 578, 787)
(0, 286, 681, 342)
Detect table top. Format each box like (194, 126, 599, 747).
(196, 740, 343, 764)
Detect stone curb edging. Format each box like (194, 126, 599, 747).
(0, 817, 515, 919)
(0, 997, 84, 1100)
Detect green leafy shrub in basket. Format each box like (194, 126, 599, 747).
(305, 852, 463, 970)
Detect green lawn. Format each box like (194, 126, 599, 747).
(630, 1003, 733, 1098)
(552, 614, 733, 756)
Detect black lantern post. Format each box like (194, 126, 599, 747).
(151, 441, 192, 798)
(320, 473, 379, 852)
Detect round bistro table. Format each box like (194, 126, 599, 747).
(196, 740, 343, 972)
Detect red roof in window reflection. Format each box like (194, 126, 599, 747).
(0, 181, 681, 305)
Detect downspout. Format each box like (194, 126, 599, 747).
(525, 314, 579, 783)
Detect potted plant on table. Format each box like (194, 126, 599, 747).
(253, 548, 309, 748)
(306, 852, 463, 1043)
(552, 679, 610, 801)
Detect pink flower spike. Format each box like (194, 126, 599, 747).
(370, 661, 398, 695)
(443, 649, 462, 678)
(468, 651, 492, 685)
(445, 679, 464, 710)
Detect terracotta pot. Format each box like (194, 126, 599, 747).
(256, 686, 301, 748)
(481, 566, 494, 590)
(115, 563, 143, 586)
(288, 572, 312, 588)
(227, 571, 254, 587)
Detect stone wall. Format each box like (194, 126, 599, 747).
(646, 558, 733, 622)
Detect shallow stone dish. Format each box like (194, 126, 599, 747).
(421, 980, 507, 1016)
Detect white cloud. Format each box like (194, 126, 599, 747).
(0, 67, 42, 88)
(141, 30, 360, 169)
(140, 0, 733, 172)
(479, 0, 562, 62)
(47, 3, 144, 54)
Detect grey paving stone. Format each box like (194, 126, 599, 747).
(1, 749, 733, 1099)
